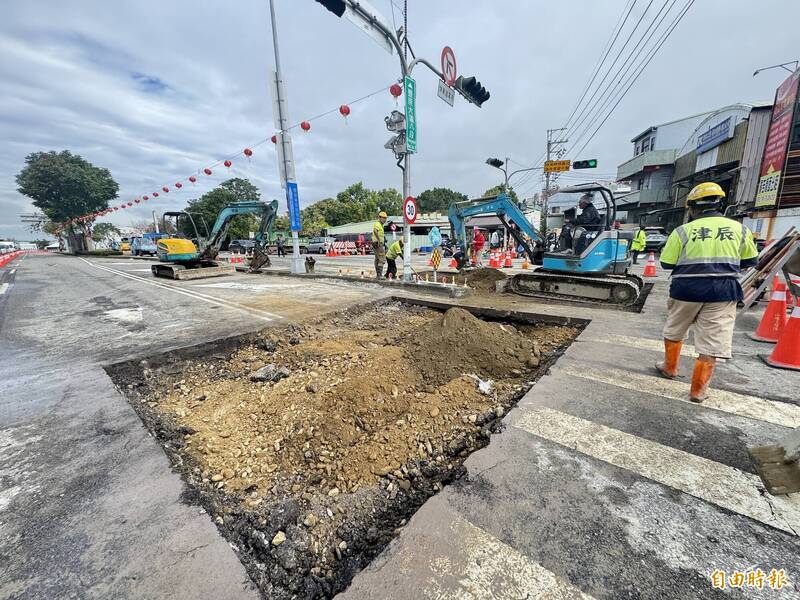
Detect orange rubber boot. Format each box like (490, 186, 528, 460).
(689, 357, 715, 403)
(655, 339, 683, 379)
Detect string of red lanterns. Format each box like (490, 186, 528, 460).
(55, 83, 397, 233)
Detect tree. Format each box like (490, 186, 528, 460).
(129, 219, 158, 234)
(92, 223, 121, 247)
(416, 187, 468, 213)
(16, 150, 119, 252)
(482, 184, 519, 204)
(183, 178, 262, 241)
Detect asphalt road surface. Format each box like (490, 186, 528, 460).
(2, 253, 799, 599)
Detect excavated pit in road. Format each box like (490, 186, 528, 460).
(107, 299, 584, 599)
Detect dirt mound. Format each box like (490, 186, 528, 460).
(118, 302, 580, 599)
(466, 267, 507, 291)
(407, 307, 539, 386)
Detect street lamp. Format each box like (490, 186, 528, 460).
(753, 61, 799, 77)
(485, 156, 541, 197)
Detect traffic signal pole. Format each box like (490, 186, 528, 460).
(268, 0, 304, 274)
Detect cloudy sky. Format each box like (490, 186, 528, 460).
(2, 1, 799, 240)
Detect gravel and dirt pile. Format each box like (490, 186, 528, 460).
(114, 301, 579, 599)
(465, 267, 507, 291)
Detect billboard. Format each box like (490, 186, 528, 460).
(754, 69, 800, 208)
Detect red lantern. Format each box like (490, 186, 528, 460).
(175, 182, 182, 188)
(153, 192, 159, 197)
(204, 168, 212, 176)
(390, 83, 402, 98)
(271, 135, 277, 144)
(127, 202, 133, 207)
(134, 198, 140, 203)
(300, 121, 311, 132)
(143, 195, 149, 201)
(244, 148, 253, 157)
(113, 207, 119, 211)
(224, 159, 232, 168)
(189, 175, 197, 183)
(339, 104, 351, 117)
(162, 186, 169, 193)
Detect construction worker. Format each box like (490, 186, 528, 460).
(372, 211, 388, 278)
(631, 227, 647, 264)
(655, 182, 758, 402)
(385, 238, 404, 279)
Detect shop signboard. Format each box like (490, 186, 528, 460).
(696, 117, 732, 153)
(755, 69, 800, 208)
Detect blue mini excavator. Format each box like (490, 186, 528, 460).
(152, 200, 278, 280)
(448, 184, 643, 304)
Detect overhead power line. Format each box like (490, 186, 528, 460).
(566, 0, 680, 153)
(569, 0, 696, 158)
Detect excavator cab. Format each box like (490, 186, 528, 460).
(542, 184, 634, 276)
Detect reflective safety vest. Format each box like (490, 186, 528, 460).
(386, 240, 403, 260)
(631, 229, 647, 251)
(660, 215, 758, 278)
(372, 220, 385, 244)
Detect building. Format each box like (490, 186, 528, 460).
(741, 69, 800, 240)
(615, 111, 713, 225)
(671, 103, 772, 211)
(326, 213, 451, 251)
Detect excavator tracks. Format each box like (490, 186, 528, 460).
(506, 270, 643, 306)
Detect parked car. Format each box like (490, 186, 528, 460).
(643, 227, 668, 252)
(119, 237, 131, 252)
(228, 239, 256, 254)
(306, 237, 335, 254)
(131, 234, 161, 256)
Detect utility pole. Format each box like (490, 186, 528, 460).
(268, 0, 304, 274)
(544, 127, 568, 231)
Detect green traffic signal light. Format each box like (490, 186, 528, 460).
(572, 159, 598, 169)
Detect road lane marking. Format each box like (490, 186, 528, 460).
(78, 258, 277, 322)
(559, 364, 800, 428)
(0, 283, 8, 295)
(582, 333, 696, 356)
(515, 407, 800, 536)
(429, 517, 596, 600)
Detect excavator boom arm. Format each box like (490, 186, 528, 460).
(448, 193, 544, 261)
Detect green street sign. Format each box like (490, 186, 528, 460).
(404, 75, 417, 154)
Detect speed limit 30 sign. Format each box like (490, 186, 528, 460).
(403, 196, 418, 224)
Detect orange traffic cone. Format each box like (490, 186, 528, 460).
(521, 260, 529, 270)
(749, 283, 788, 342)
(511, 249, 518, 259)
(762, 306, 800, 370)
(643, 252, 657, 277)
(503, 252, 513, 268)
(787, 275, 800, 308)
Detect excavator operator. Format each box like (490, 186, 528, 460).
(573, 193, 603, 254)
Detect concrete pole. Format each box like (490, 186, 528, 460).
(268, 0, 304, 274)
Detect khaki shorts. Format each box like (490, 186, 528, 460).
(662, 298, 737, 358)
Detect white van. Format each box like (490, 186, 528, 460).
(0, 241, 16, 254)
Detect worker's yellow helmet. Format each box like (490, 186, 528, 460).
(378, 211, 388, 218)
(687, 182, 725, 205)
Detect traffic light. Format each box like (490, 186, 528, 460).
(572, 159, 598, 169)
(454, 75, 491, 107)
(314, 0, 346, 17)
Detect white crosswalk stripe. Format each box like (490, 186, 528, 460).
(514, 407, 800, 536)
(582, 333, 696, 356)
(430, 517, 596, 600)
(0, 283, 9, 295)
(559, 364, 800, 428)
